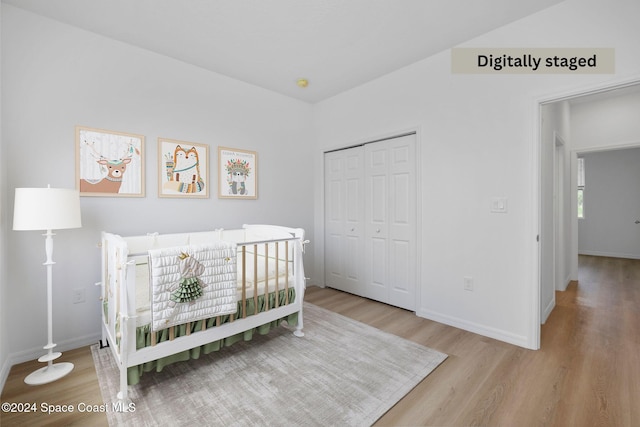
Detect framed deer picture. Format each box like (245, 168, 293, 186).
(218, 146, 257, 199)
(158, 138, 209, 198)
(76, 126, 145, 197)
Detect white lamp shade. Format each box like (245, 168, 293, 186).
(13, 187, 82, 231)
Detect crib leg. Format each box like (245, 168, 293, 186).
(101, 324, 109, 349)
(117, 384, 130, 409)
(115, 392, 134, 412)
(293, 309, 304, 337)
(115, 373, 134, 412)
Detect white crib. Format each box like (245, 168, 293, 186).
(99, 224, 307, 404)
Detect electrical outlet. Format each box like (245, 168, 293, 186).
(72, 288, 86, 304)
(463, 276, 474, 291)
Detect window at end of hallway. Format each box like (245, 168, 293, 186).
(577, 157, 585, 219)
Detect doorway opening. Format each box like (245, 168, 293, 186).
(537, 78, 640, 348)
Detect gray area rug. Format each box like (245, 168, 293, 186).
(92, 302, 447, 426)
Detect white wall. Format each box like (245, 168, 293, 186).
(540, 100, 571, 323)
(556, 102, 573, 292)
(0, 1, 9, 389)
(1, 5, 315, 370)
(578, 148, 640, 258)
(312, 0, 640, 348)
(571, 89, 640, 152)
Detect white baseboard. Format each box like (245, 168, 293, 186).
(556, 274, 573, 292)
(579, 250, 640, 260)
(416, 308, 532, 349)
(0, 332, 101, 394)
(541, 298, 555, 324)
(0, 357, 11, 396)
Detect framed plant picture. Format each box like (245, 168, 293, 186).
(218, 147, 258, 199)
(158, 138, 209, 198)
(76, 126, 145, 197)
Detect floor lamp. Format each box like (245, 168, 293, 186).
(13, 186, 82, 385)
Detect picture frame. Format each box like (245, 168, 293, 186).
(158, 138, 209, 198)
(76, 126, 145, 197)
(218, 146, 258, 199)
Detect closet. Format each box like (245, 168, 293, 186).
(324, 133, 417, 310)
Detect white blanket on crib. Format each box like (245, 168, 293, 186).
(148, 242, 237, 332)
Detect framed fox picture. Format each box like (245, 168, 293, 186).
(158, 138, 209, 198)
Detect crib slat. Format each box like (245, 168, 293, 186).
(103, 240, 109, 315)
(275, 242, 279, 309)
(169, 326, 175, 341)
(264, 244, 269, 312)
(242, 246, 247, 319)
(115, 251, 121, 341)
(253, 244, 258, 316)
(285, 240, 289, 305)
(186, 322, 191, 336)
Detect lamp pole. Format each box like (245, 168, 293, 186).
(24, 229, 74, 385)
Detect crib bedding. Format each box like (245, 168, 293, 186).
(148, 242, 238, 332)
(109, 262, 297, 385)
(128, 287, 297, 385)
(134, 252, 293, 327)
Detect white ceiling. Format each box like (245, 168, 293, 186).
(3, 0, 564, 103)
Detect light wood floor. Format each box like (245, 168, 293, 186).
(2, 255, 638, 426)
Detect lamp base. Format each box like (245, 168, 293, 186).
(24, 362, 74, 385)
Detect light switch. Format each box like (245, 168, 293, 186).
(490, 197, 508, 213)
